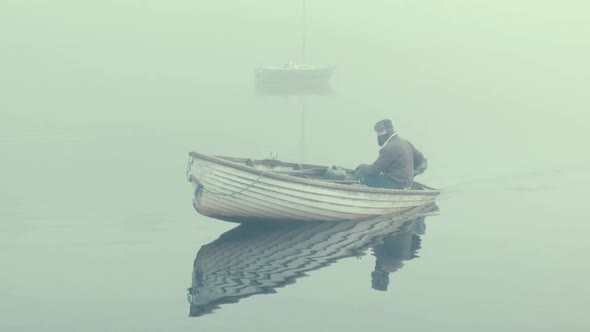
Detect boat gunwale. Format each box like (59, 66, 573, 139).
(189, 152, 439, 196)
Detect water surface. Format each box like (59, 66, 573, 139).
(1, 1, 589, 331)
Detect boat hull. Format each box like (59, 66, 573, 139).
(188, 153, 439, 222)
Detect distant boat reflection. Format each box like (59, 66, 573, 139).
(187, 205, 437, 317)
(255, 79, 333, 96)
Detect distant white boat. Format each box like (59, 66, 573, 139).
(255, 63, 334, 83)
(187, 206, 435, 317)
(187, 152, 439, 222)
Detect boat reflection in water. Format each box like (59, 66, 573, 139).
(187, 205, 437, 317)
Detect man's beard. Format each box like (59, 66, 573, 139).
(378, 134, 391, 146)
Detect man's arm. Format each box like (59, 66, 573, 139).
(357, 149, 395, 176)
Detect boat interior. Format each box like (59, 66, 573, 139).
(216, 155, 431, 190)
(220, 155, 356, 181)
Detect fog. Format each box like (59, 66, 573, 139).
(1, 1, 589, 331)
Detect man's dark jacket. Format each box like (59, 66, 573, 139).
(357, 134, 424, 188)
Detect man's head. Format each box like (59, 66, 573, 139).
(374, 119, 395, 146)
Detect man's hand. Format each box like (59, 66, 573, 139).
(354, 165, 369, 182)
(356, 164, 369, 174)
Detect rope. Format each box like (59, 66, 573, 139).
(198, 169, 270, 198)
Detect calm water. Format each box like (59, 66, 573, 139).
(2, 1, 590, 331)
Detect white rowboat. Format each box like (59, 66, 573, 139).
(255, 64, 334, 83)
(187, 152, 439, 222)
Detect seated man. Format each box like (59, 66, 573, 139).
(355, 119, 427, 189)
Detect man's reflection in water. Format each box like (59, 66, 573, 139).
(371, 217, 425, 291)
